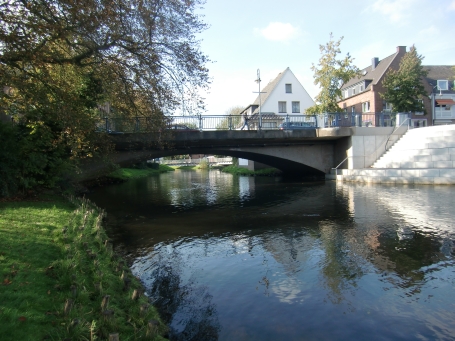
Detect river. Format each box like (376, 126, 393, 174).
(86, 170, 455, 341)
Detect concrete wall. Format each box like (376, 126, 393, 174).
(346, 126, 407, 169)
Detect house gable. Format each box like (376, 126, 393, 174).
(338, 46, 407, 114)
(251, 67, 315, 115)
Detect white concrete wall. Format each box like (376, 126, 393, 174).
(347, 127, 406, 169)
(261, 69, 314, 115)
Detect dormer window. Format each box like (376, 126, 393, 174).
(285, 84, 292, 93)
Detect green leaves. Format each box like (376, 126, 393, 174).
(381, 46, 428, 113)
(306, 34, 360, 114)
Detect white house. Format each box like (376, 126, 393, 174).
(240, 67, 315, 129)
(238, 68, 315, 170)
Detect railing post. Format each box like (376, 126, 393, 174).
(104, 117, 108, 132)
(228, 116, 232, 130)
(286, 114, 289, 126)
(135, 117, 139, 132)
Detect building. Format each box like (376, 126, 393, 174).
(240, 67, 315, 130)
(338, 46, 455, 128)
(425, 66, 455, 126)
(337, 46, 408, 126)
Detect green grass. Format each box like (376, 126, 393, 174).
(172, 165, 197, 170)
(0, 195, 166, 341)
(108, 165, 174, 180)
(221, 165, 282, 176)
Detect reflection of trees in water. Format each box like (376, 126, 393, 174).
(318, 223, 368, 305)
(146, 246, 220, 341)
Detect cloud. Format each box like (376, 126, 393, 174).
(418, 25, 439, 38)
(369, 0, 417, 23)
(450, 0, 455, 10)
(255, 22, 300, 42)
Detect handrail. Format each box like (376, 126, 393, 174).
(332, 116, 411, 172)
(384, 117, 411, 152)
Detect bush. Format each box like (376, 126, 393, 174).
(0, 122, 71, 197)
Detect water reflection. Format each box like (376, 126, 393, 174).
(87, 172, 455, 341)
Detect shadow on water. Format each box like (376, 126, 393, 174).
(87, 170, 455, 341)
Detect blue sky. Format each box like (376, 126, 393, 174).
(193, 0, 455, 115)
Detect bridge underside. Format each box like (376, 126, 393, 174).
(79, 129, 350, 180)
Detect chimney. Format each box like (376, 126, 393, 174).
(397, 46, 406, 54)
(372, 57, 379, 70)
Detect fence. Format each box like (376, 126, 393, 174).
(96, 112, 418, 133)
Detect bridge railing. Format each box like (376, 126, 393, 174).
(96, 112, 407, 132)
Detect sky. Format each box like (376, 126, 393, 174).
(191, 0, 455, 115)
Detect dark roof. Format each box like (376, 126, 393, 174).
(423, 65, 455, 94)
(342, 52, 398, 90)
(423, 65, 455, 81)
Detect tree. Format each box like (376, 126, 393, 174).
(381, 45, 428, 113)
(306, 34, 359, 114)
(0, 0, 210, 195)
(216, 106, 244, 130)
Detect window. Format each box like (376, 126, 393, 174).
(278, 101, 287, 113)
(415, 99, 424, 115)
(285, 84, 292, 93)
(383, 101, 392, 112)
(351, 106, 355, 113)
(292, 101, 300, 113)
(362, 101, 370, 112)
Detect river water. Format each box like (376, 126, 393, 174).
(86, 170, 455, 341)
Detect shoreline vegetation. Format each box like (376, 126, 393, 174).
(221, 165, 282, 176)
(105, 164, 282, 182)
(0, 162, 281, 339)
(0, 193, 167, 341)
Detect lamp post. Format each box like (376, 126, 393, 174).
(254, 69, 266, 131)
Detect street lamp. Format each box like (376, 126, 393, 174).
(254, 69, 266, 131)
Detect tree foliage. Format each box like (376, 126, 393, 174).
(381, 46, 428, 113)
(306, 34, 359, 114)
(0, 0, 210, 196)
(216, 106, 243, 130)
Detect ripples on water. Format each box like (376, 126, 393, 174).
(87, 171, 455, 341)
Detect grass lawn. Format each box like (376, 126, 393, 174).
(0, 194, 166, 340)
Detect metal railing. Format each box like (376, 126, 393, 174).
(331, 116, 412, 173)
(96, 112, 408, 133)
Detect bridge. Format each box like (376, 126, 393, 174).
(78, 123, 409, 181)
(79, 113, 411, 180)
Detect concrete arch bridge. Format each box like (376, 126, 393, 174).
(81, 127, 407, 180)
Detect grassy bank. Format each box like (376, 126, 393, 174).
(108, 164, 174, 181)
(221, 165, 282, 176)
(0, 194, 166, 341)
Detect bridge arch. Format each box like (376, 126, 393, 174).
(103, 144, 332, 177)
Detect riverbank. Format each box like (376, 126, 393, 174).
(221, 165, 282, 176)
(0, 193, 167, 341)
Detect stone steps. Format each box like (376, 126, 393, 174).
(328, 125, 455, 184)
(372, 125, 455, 169)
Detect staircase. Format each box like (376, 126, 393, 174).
(331, 125, 455, 185)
